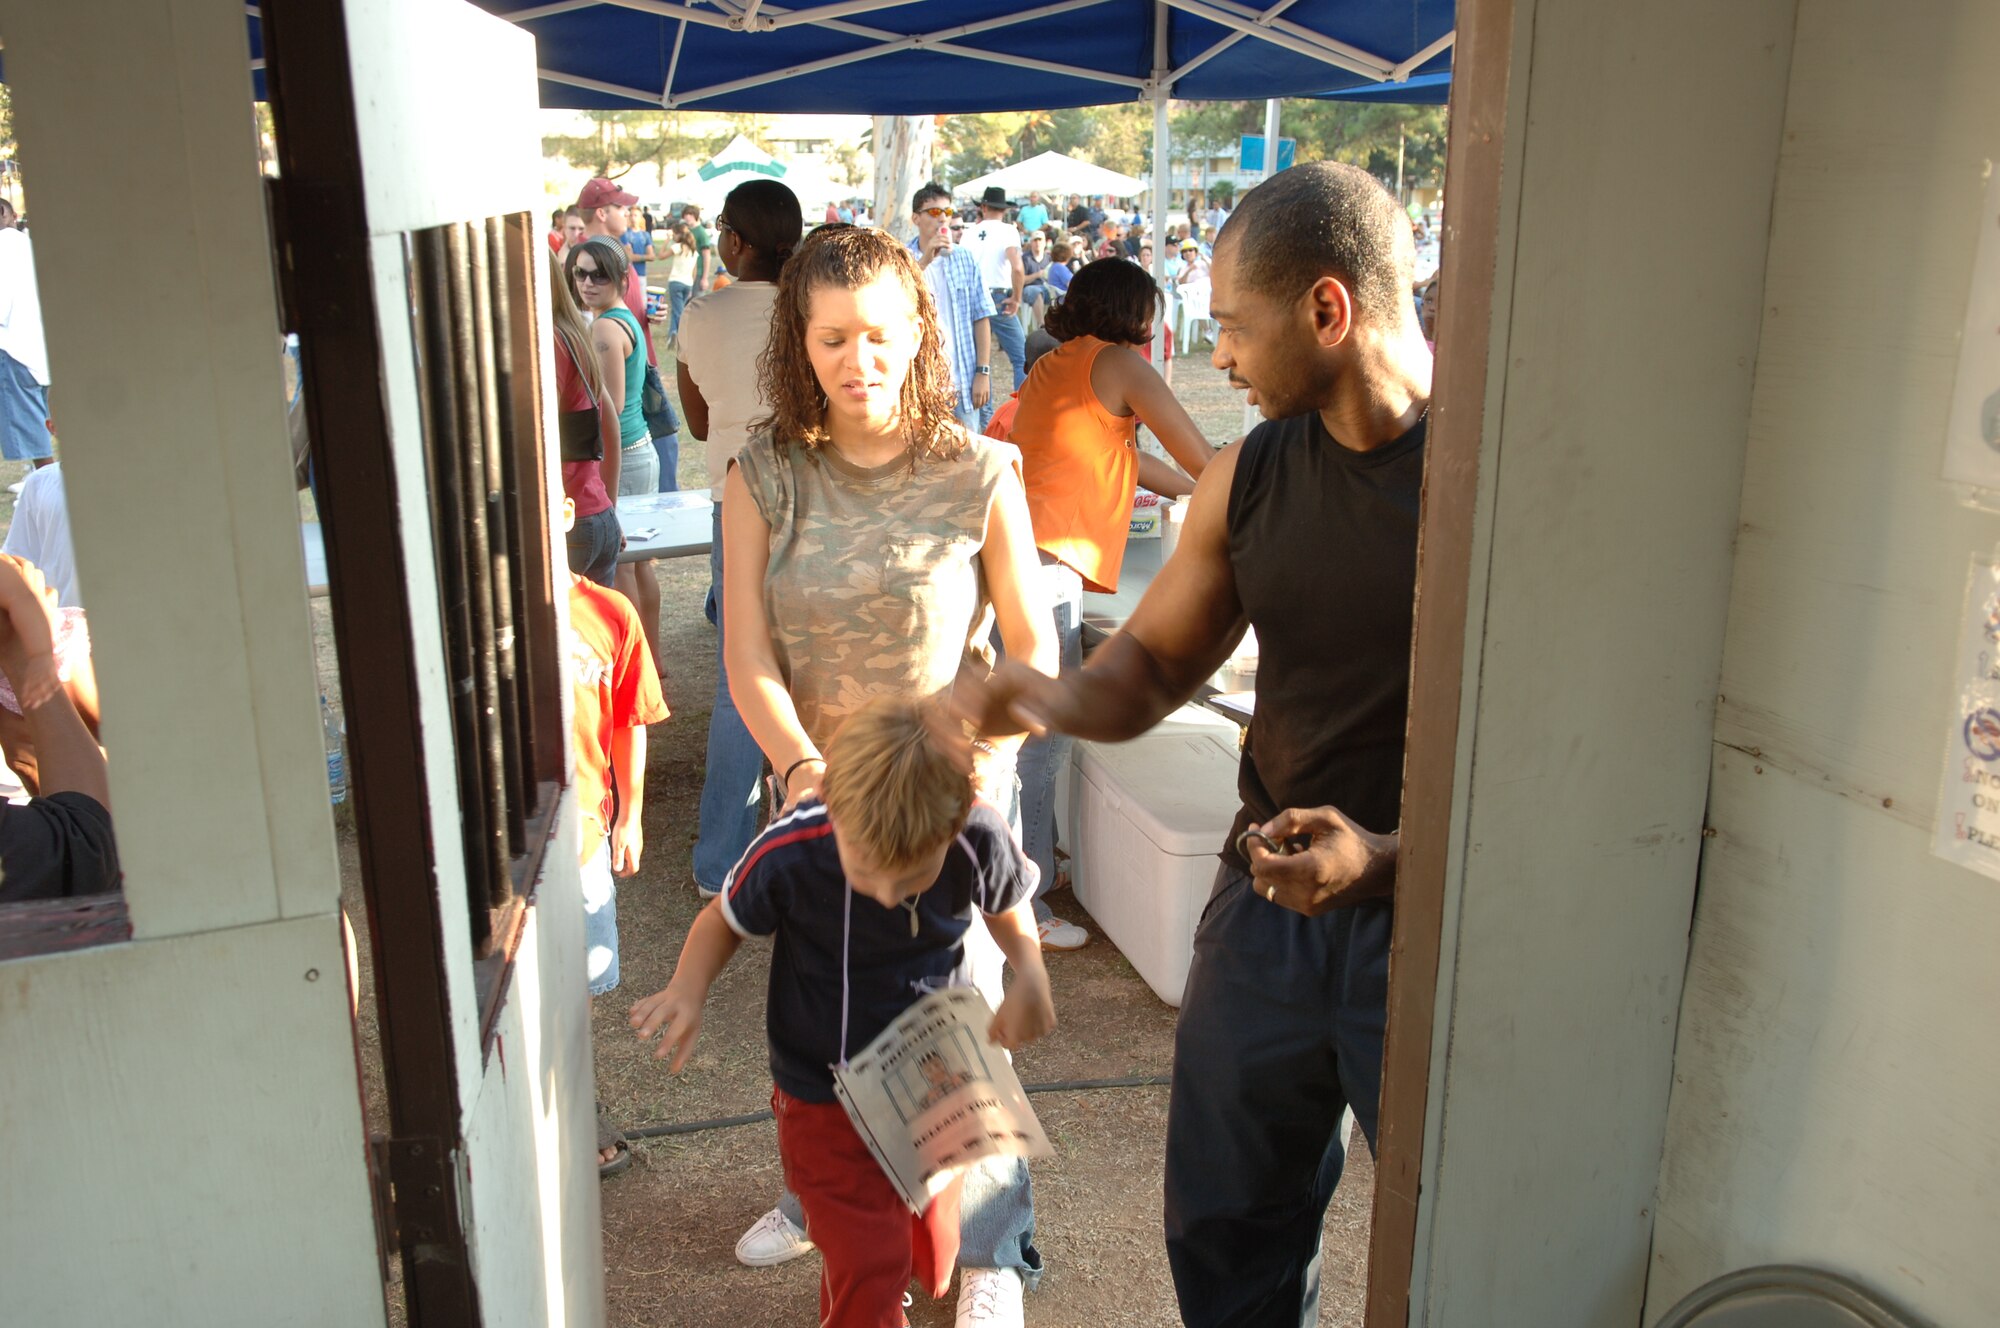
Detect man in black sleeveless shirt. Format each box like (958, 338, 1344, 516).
(968, 162, 1431, 1327)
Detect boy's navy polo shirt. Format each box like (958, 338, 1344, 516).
(718, 797, 1035, 1104)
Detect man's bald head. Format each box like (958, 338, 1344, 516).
(1215, 162, 1414, 326)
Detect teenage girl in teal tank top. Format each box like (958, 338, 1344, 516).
(568, 239, 647, 448)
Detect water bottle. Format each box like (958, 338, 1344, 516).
(322, 693, 347, 805)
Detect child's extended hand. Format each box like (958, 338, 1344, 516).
(0, 554, 63, 711)
(611, 814, 644, 877)
(629, 982, 705, 1072)
(988, 967, 1056, 1052)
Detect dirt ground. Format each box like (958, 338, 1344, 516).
(161, 313, 1373, 1327)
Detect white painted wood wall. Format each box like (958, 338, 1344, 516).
(1648, 0, 2000, 1321)
(1408, 1, 1796, 1321)
(0, 2, 386, 1322)
(0, 1, 606, 1323)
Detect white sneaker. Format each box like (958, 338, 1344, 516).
(734, 1206, 814, 1268)
(955, 1267, 1024, 1327)
(1036, 913, 1089, 951)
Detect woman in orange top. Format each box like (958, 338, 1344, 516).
(1006, 258, 1214, 946)
(1011, 258, 1214, 594)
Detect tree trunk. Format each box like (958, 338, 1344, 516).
(872, 115, 934, 245)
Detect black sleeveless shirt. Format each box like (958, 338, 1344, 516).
(1222, 409, 1425, 871)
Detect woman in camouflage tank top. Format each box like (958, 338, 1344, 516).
(719, 225, 1055, 807)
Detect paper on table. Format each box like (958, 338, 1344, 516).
(831, 986, 1051, 1214)
(618, 490, 712, 514)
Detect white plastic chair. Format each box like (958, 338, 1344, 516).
(1174, 282, 1212, 351)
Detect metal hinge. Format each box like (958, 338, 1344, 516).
(369, 1132, 461, 1256)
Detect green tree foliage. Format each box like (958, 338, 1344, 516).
(542, 111, 730, 180)
(934, 103, 1151, 185)
(1170, 98, 1447, 193)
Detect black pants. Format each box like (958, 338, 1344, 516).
(1164, 860, 1391, 1328)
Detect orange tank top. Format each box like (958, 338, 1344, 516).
(1010, 336, 1138, 593)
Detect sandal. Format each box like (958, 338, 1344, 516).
(597, 1101, 632, 1179)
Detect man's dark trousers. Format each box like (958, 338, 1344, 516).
(1164, 860, 1391, 1328)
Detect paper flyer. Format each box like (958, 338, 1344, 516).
(831, 986, 1052, 1214)
(1933, 553, 2000, 879)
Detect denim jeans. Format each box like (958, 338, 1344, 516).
(651, 432, 680, 493)
(984, 292, 1032, 430)
(692, 504, 767, 893)
(1014, 562, 1082, 906)
(992, 559, 1082, 915)
(668, 281, 692, 338)
(579, 835, 620, 996)
(617, 440, 658, 496)
(564, 505, 621, 589)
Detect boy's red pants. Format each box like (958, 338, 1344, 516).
(774, 1086, 962, 1328)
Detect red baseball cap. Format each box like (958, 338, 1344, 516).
(576, 177, 638, 210)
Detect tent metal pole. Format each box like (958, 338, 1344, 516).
(1392, 27, 1455, 81)
(540, 67, 671, 105)
(1150, 3, 1169, 368)
(661, 18, 688, 104)
(663, 0, 1140, 107)
(591, 0, 740, 30)
(1157, 0, 1392, 80)
(506, 0, 615, 24)
(1167, 30, 1248, 88)
(1242, 97, 1280, 435)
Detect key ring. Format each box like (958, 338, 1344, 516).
(1236, 828, 1290, 861)
(1239, 829, 1296, 903)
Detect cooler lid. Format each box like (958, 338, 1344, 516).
(1076, 728, 1242, 856)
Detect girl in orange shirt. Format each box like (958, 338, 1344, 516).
(1006, 258, 1214, 946)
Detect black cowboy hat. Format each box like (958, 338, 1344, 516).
(978, 185, 1017, 209)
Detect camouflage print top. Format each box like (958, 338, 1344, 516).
(735, 429, 1019, 750)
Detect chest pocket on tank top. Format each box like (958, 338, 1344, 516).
(877, 535, 981, 636)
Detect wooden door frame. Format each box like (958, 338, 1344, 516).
(1366, 0, 1517, 1321)
(260, 1, 481, 1320)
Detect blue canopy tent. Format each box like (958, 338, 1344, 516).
(232, 0, 1453, 348)
(485, 0, 1452, 114)
(1318, 67, 1451, 103)
(235, 1, 1449, 112)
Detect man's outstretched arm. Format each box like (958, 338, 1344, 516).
(965, 442, 1249, 744)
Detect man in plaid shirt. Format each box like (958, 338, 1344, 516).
(908, 182, 995, 431)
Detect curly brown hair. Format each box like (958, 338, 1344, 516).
(753, 223, 963, 461)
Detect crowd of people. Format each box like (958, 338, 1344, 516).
(537, 157, 1433, 1328)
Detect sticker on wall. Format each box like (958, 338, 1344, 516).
(1934, 554, 2000, 876)
(1941, 162, 2000, 498)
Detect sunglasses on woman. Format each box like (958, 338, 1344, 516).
(573, 266, 613, 285)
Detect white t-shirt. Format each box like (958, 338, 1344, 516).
(964, 218, 1021, 291)
(676, 281, 781, 498)
(923, 258, 955, 378)
(0, 229, 49, 386)
(2, 462, 77, 607)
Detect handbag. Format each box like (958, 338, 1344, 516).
(554, 325, 603, 463)
(641, 362, 680, 440)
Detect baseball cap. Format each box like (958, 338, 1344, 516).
(576, 177, 638, 210)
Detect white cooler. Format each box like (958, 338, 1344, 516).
(1069, 715, 1242, 1006)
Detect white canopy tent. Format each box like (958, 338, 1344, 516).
(955, 150, 1147, 202)
(651, 133, 867, 216)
